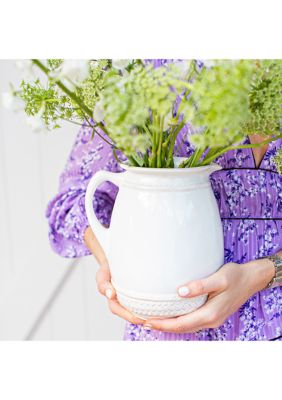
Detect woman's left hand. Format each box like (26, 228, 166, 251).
(144, 260, 275, 333)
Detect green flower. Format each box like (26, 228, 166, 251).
(10, 59, 282, 169)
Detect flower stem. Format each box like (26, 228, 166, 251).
(32, 59, 93, 118)
(165, 121, 185, 167)
(32, 59, 117, 149)
(157, 115, 164, 168)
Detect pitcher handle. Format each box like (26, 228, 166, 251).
(85, 170, 125, 255)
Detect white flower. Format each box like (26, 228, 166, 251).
(93, 100, 105, 122)
(90, 60, 99, 69)
(51, 60, 89, 88)
(0, 91, 25, 111)
(203, 60, 215, 69)
(59, 60, 89, 83)
(0, 92, 14, 109)
(173, 156, 187, 168)
(173, 60, 191, 79)
(116, 80, 127, 93)
(112, 59, 132, 70)
(15, 59, 36, 79)
(25, 109, 46, 132)
(15, 60, 33, 70)
(121, 69, 129, 77)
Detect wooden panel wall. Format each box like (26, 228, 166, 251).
(0, 60, 124, 340)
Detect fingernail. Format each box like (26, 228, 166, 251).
(105, 288, 113, 299)
(143, 324, 152, 330)
(178, 286, 190, 296)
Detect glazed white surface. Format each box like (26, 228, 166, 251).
(85, 164, 224, 317)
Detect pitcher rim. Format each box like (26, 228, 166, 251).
(119, 162, 222, 175)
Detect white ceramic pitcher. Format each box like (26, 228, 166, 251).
(85, 163, 224, 319)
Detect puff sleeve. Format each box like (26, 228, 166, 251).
(46, 124, 123, 258)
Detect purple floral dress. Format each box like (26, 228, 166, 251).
(46, 123, 282, 341)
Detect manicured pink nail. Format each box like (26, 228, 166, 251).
(106, 288, 113, 299)
(178, 286, 190, 296)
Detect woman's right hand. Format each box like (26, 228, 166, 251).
(84, 226, 144, 325)
(95, 265, 145, 325)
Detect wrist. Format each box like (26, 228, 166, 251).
(245, 258, 275, 293)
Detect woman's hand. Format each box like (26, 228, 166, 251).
(84, 226, 144, 325)
(144, 259, 275, 333)
(95, 265, 145, 325)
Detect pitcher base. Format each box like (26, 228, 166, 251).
(115, 289, 207, 320)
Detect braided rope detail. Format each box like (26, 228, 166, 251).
(116, 291, 207, 320)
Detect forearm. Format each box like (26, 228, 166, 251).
(84, 226, 109, 268)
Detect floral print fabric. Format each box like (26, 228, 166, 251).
(46, 126, 282, 341)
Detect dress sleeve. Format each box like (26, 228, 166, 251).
(46, 124, 123, 258)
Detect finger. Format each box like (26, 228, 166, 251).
(96, 266, 116, 300)
(145, 303, 212, 333)
(108, 300, 145, 325)
(177, 271, 226, 298)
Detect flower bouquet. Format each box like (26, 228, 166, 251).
(5, 59, 282, 318)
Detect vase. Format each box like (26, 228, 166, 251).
(85, 162, 224, 319)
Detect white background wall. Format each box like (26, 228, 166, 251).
(0, 60, 125, 340)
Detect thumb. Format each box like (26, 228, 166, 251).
(96, 265, 116, 300)
(177, 271, 225, 298)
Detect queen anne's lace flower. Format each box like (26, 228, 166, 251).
(112, 59, 132, 70)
